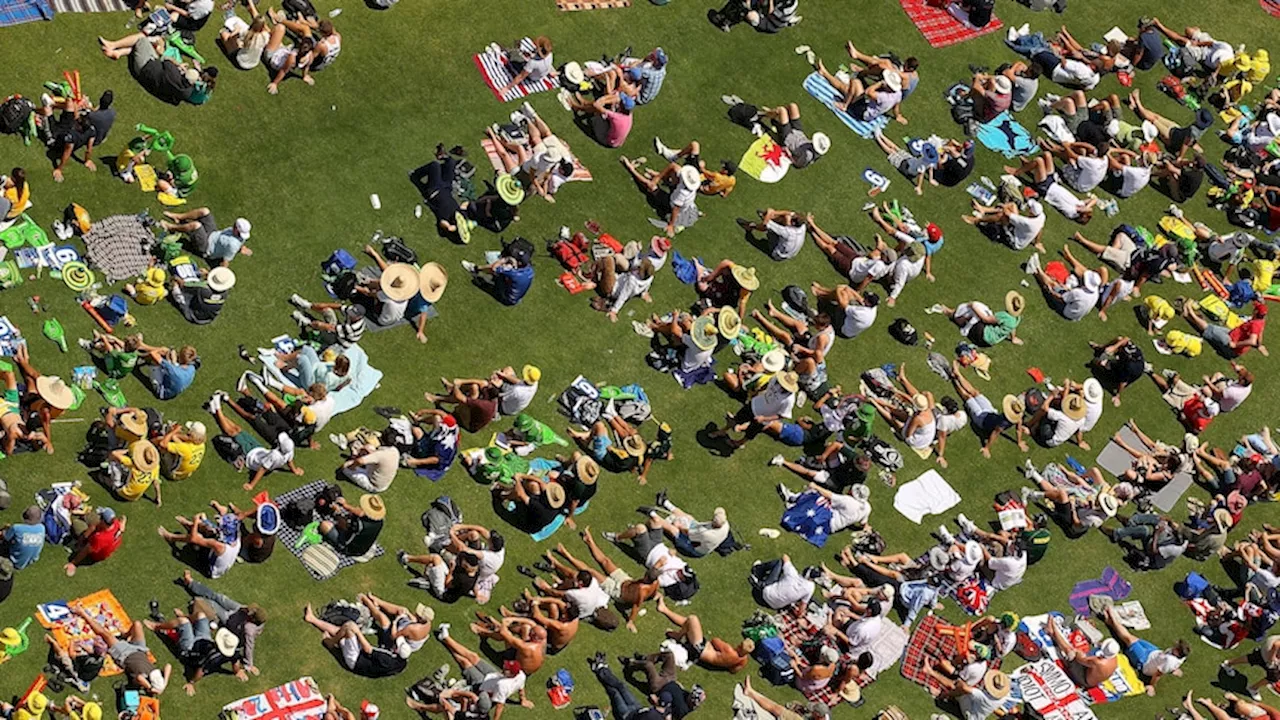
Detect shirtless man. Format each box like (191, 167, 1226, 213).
(470, 614, 546, 675)
(652, 594, 753, 672)
(536, 528, 659, 633)
(510, 593, 578, 653)
(1048, 614, 1119, 687)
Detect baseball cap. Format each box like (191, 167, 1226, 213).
(234, 218, 251, 239)
(619, 94, 636, 111)
(98, 507, 117, 524)
(361, 700, 380, 720)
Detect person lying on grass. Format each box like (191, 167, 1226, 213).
(205, 391, 302, 491)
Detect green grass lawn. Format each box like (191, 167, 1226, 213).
(2, 0, 1280, 717)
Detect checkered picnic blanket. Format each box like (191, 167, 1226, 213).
(772, 610, 856, 708)
(473, 38, 559, 102)
(900, 613, 967, 695)
(898, 0, 1003, 48)
(0, 0, 52, 26)
(82, 214, 158, 283)
(274, 481, 385, 581)
(1263, 0, 1280, 17)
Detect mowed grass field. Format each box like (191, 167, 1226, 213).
(1, 0, 1280, 717)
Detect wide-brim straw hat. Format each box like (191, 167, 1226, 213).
(718, 307, 742, 340)
(360, 494, 387, 520)
(544, 482, 567, 509)
(119, 409, 148, 438)
(690, 315, 720, 351)
(380, 263, 421, 302)
(1061, 394, 1087, 421)
(496, 173, 526, 205)
(36, 376, 75, 410)
(730, 264, 759, 291)
(1005, 290, 1025, 316)
(208, 266, 237, 292)
(622, 435, 646, 458)
(130, 439, 159, 472)
(776, 371, 800, 394)
(576, 456, 600, 484)
(984, 670, 1011, 699)
(761, 348, 787, 373)
(418, 262, 449, 303)
(1001, 394, 1025, 423)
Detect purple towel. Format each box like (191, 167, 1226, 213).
(1068, 566, 1131, 615)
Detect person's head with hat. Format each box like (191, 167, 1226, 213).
(215, 626, 240, 657)
(115, 407, 149, 442)
(359, 494, 386, 521)
(416, 263, 449, 310)
(775, 371, 800, 395)
(729, 263, 760, 292)
(207, 266, 236, 294)
(983, 669, 1011, 699)
(689, 314, 720, 352)
(34, 374, 75, 414)
(1004, 290, 1025, 318)
(360, 699, 381, 720)
(575, 455, 600, 486)
(495, 172, 525, 206)
(718, 306, 741, 340)
(1061, 393, 1087, 422)
(378, 263, 421, 308)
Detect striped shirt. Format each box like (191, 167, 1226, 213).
(335, 316, 366, 347)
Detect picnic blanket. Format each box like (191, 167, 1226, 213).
(50, 0, 126, 11)
(945, 575, 995, 615)
(1019, 612, 1146, 704)
(0, 0, 51, 25)
(898, 0, 1004, 48)
(220, 677, 328, 720)
(1068, 566, 1131, 615)
(773, 609, 906, 706)
(738, 135, 791, 183)
(37, 589, 141, 676)
(1263, 0, 1280, 17)
(481, 136, 593, 186)
(1095, 425, 1195, 512)
(901, 613, 975, 694)
(893, 469, 961, 524)
(975, 111, 1038, 158)
(329, 345, 381, 415)
(473, 38, 558, 102)
(1012, 659, 1098, 720)
(803, 73, 891, 139)
(556, 0, 629, 9)
(273, 481, 385, 580)
(781, 489, 834, 547)
(82, 213, 158, 283)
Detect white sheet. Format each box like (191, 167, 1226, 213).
(893, 469, 961, 524)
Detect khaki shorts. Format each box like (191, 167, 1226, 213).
(1101, 235, 1136, 269)
(600, 567, 631, 600)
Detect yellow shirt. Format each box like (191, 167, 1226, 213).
(1143, 296, 1175, 324)
(700, 170, 736, 197)
(117, 455, 160, 501)
(164, 440, 205, 480)
(134, 281, 169, 306)
(3, 184, 30, 219)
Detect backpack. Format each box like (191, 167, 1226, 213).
(321, 249, 357, 277)
(78, 420, 118, 467)
(381, 236, 417, 265)
(714, 529, 750, 556)
(888, 317, 919, 345)
(781, 285, 811, 317)
(0, 96, 34, 136)
(212, 434, 247, 469)
(614, 399, 652, 424)
(283, 497, 317, 527)
(502, 236, 535, 267)
(421, 496, 464, 552)
(864, 436, 903, 471)
(754, 636, 795, 686)
(665, 570, 700, 601)
(1022, 527, 1051, 564)
(281, 0, 317, 18)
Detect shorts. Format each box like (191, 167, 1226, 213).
(1248, 648, 1280, 682)
(1033, 50, 1062, 75)
(1202, 324, 1233, 355)
(1101, 235, 1136, 269)
(964, 395, 997, 424)
(176, 616, 212, 655)
(339, 634, 361, 670)
(888, 149, 924, 178)
(234, 431, 264, 455)
(424, 561, 449, 597)
(189, 213, 218, 254)
(829, 242, 861, 277)
(600, 567, 632, 599)
(1126, 639, 1158, 671)
(109, 640, 148, 666)
(589, 114, 612, 145)
(1161, 378, 1197, 409)
(672, 532, 700, 557)
(779, 118, 804, 136)
(632, 527, 665, 560)
(129, 36, 159, 76)
(589, 433, 613, 461)
(463, 659, 499, 686)
(1028, 172, 1057, 198)
(777, 422, 806, 446)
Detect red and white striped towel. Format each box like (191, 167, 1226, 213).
(473, 37, 559, 102)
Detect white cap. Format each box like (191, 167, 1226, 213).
(234, 218, 252, 240)
(1100, 639, 1120, 658)
(882, 69, 903, 92)
(185, 420, 208, 439)
(993, 75, 1013, 94)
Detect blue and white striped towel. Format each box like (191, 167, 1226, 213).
(803, 72, 891, 139)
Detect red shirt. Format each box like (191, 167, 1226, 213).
(86, 519, 124, 562)
(1229, 319, 1265, 356)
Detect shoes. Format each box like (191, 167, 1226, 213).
(557, 89, 573, 112)
(653, 136, 673, 160)
(601, 531, 618, 542)
(925, 303, 947, 315)
(290, 310, 309, 326)
(750, 123, 765, 138)
(1006, 27, 1018, 44)
(521, 101, 538, 122)
(957, 513, 977, 535)
(435, 623, 451, 640)
(408, 577, 431, 590)
(461, 260, 478, 274)
(204, 394, 222, 414)
(1020, 486, 1034, 506)
(721, 94, 744, 106)
(329, 433, 350, 452)
(937, 525, 956, 545)
(769, 454, 785, 467)
(77, 338, 93, 350)
(288, 293, 310, 309)
(1024, 253, 1042, 275)
(654, 489, 669, 509)
(396, 549, 409, 567)
(432, 664, 450, 684)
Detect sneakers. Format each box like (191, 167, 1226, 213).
(236, 371, 252, 393)
(750, 123, 765, 138)
(1020, 485, 1034, 505)
(1024, 253, 1042, 275)
(408, 577, 432, 591)
(1020, 458, 1036, 476)
(461, 260, 478, 274)
(435, 622, 451, 640)
(557, 89, 573, 112)
(769, 454, 785, 467)
(957, 513, 978, 535)
(329, 433, 350, 452)
(721, 94, 745, 106)
(937, 526, 956, 545)
(925, 303, 947, 315)
(1006, 27, 1019, 44)
(601, 531, 618, 543)
(1036, 97, 1054, 113)
(396, 549, 409, 567)
(290, 310, 310, 326)
(77, 338, 93, 350)
(432, 664, 450, 684)
(204, 394, 222, 414)
(1221, 661, 1238, 677)
(288, 293, 311, 310)
(1018, 23, 1030, 35)
(654, 489, 669, 509)
(521, 101, 538, 122)
(653, 136, 674, 161)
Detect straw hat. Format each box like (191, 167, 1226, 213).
(883, 69, 903, 92)
(690, 315, 720, 351)
(1214, 508, 1233, 533)
(562, 61, 586, 85)
(1061, 394, 1087, 421)
(776, 371, 800, 394)
(622, 435, 646, 458)
(761, 348, 787, 373)
(24, 693, 48, 713)
(983, 670, 1011, 699)
(541, 137, 569, 165)
(1082, 378, 1103, 405)
(911, 393, 930, 411)
(36, 376, 75, 410)
(544, 482, 567, 509)
(1001, 395, 1025, 423)
(380, 263, 421, 302)
(119, 409, 148, 438)
(718, 307, 742, 340)
(812, 132, 831, 156)
(130, 440, 159, 472)
(360, 494, 386, 521)
(679, 165, 702, 191)
(1097, 491, 1119, 518)
(730, 264, 760, 291)
(575, 456, 600, 485)
(496, 173, 526, 205)
(214, 627, 240, 657)
(838, 681, 862, 704)
(1005, 291, 1025, 316)
(208, 266, 237, 293)
(418, 262, 449, 303)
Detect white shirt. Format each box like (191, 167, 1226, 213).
(845, 615, 883, 650)
(1143, 649, 1185, 677)
(848, 256, 888, 283)
(1045, 182, 1086, 220)
(1218, 381, 1252, 412)
(937, 410, 969, 434)
(523, 53, 555, 83)
(750, 379, 797, 419)
(1007, 202, 1045, 250)
(686, 521, 729, 554)
(841, 304, 878, 339)
(1064, 155, 1107, 192)
(1113, 165, 1152, 198)
(499, 381, 538, 417)
(767, 220, 807, 260)
(888, 256, 925, 300)
(669, 182, 697, 211)
(478, 546, 505, 579)
(564, 579, 609, 618)
(479, 670, 526, 705)
(376, 291, 408, 326)
(761, 560, 815, 610)
(1052, 58, 1100, 89)
(1061, 283, 1100, 321)
(987, 552, 1027, 590)
(246, 432, 294, 472)
(310, 395, 336, 430)
(829, 494, 871, 532)
(681, 333, 714, 372)
(1045, 408, 1084, 447)
(608, 272, 655, 314)
(645, 544, 688, 587)
(183, 0, 213, 19)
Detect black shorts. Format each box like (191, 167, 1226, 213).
(778, 118, 803, 136)
(1247, 649, 1280, 682)
(190, 213, 217, 250)
(590, 114, 612, 145)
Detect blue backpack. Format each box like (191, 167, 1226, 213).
(755, 636, 795, 685)
(1176, 571, 1210, 599)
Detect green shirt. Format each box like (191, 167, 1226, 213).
(188, 83, 212, 106)
(103, 350, 138, 379)
(981, 312, 1021, 346)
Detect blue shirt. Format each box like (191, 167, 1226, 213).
(206, 229, 244, 262)
(156, 360, 196, 399)
(495, 264, 534, 306)
(6, 523, 45, 568)
(636, 65, 666, 105)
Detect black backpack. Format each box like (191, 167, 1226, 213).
(0, 96, 34, 135)
(502, 236, 535, 266)
(665, 569, 700, 601)
(714, 529, 750, 556)
(781, 285, 812, 317)
(381, 236, 418, 265)
(888, 317, 919, 345)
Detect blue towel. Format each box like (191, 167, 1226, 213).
(671, 249, 702, 285)
(530, 513, 566, 542)
(0, 0, 53, 26)
(975, 111, 1038, 158)
(803, 73, 891, 139)
(781, 490, 833, 547)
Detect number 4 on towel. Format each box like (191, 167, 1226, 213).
(862, 168, 890, 197)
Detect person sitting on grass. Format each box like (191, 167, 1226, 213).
(872, 131, 940, 194)
(217, 0, 269, 70)
(161, 208, 253, 267)
(399, 548, 481, 603)
(319, 494, 385, 558)
(565, 91, 635, 149)
(1128, 90, 1213, 162)
(435, 623, 532, 717)
(737, 208, 808, 261)
(644, 489, 730, 558)
(137, 342, 198, 400)
(461, 249, 534, 307)
(103, 439, 162, 506)
(158, 511, 240, 579)
(204, 391, 302, 491)
(949, 361, 1028, 458)
(1026, 246, 1106, 322)
(651, 137, 737, 197)
(964, 197, 1046, 252)
(64, 506, 126, 577)
(619, 156, 702, 237)
(495, 35, 554, 97)
(617, 650, 706, 716)
(935, 291, 1025, 346)
(586, 653, 665, 720)
(1004, 154, 1097, 224)
(601, 520, 700, 603)
(143, 606, 244, 697)
(411, 145, 474, 240)
(79, 331, 143, 380)
(302, 603, 407, 678)
(469, 614, 545, 675)
(1100, 511, 1189, 569)
(807, 216, 885, 287)
(74, 605, 171, 694)
(484, 105, 573, 205)
(1180, 299, 1268, 358)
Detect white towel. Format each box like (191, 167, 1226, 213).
(893, 469, 961, 524)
